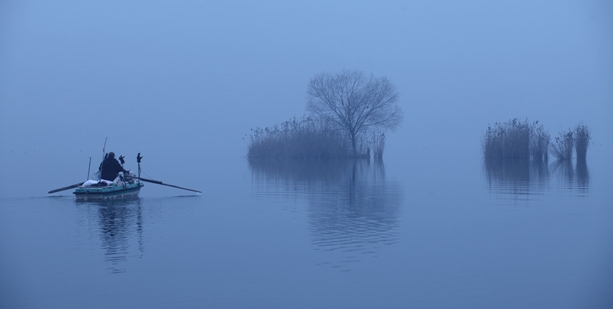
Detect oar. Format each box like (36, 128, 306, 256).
(48, 182, 85, 194)
(131, 177, 202, 194)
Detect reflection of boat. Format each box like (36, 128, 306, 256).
(73, 177, 144, 201)
(82, 198, 145, 274)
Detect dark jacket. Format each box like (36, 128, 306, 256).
(99, 157, 126, 181)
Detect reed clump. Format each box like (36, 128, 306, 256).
(550, 129, 574, 160)
(482, 118, 549, 161)
(371, 131, 386, 161)
(530, 124, 550, 162)
(247, 116, 367, 159)
(574, 124, 591, 161)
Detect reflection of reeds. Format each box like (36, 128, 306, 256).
(248, 158, 353, 183)
(574, 124, 591, 161)
(248, 158, 393, 212)
(484, 154, 591, 198)
(482, 118, 549, 161)
(249, 158, 400, 271)
(576, 159, 589, 190)
(552, 160, 590, 196)
(551, 159, 590, 195)
(485, 158, 530, 183)
(552, 159, 574, 183)
(484, 158, 549, 197)
(550, 129, 574, 160)
(373, 159, 385, 180)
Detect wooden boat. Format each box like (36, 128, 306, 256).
(73, 177, 144, 201)
(48, 150, 201, 199)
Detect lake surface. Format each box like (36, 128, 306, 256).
(1, 148, 612, 308)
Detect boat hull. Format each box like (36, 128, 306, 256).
(73, 182, 144, 201)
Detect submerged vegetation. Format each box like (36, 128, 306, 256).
(247, 70, 403, 160)
(371, 131, 386, 161)
(483, 119, 592, 196)
(482, 118, 592, 162)
(247, 116, 369, 159)
(550, 129, 574, 160)
(550, 124, 591, 161)
(529, 124, 550, 162)
(482, 118, 549, 161)
(574, 124, 591, 161)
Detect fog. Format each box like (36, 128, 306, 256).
(2, 1, 611, 180)
(1, 2, 612, 307)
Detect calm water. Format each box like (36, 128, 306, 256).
(1, 149, 612, 308)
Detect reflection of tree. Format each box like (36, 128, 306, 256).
(249, 159, 401, 271)
(483, 158, 549, 199)
(79, 199, 144, 274)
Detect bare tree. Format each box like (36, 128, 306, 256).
(307, 70, 403, 156)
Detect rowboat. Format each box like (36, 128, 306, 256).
(48, 148, 201, 199)
(73, 177, 144, 201)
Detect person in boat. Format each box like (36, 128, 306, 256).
(99, 152, 128, 181)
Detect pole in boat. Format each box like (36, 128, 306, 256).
(87, 157, 91, 181)
(102, 137, 108, 161)
(50, 141, 106, 195)
(98, 137, 108, 180)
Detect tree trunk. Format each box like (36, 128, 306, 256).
(350, 132, 357, 157)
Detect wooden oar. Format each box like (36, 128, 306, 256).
(131, 177, 202, 194)
(48, 182, 85, 194)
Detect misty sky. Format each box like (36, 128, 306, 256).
(1, 0, 611, 168)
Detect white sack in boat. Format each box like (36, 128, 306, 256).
(81, 180, 114, 187)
